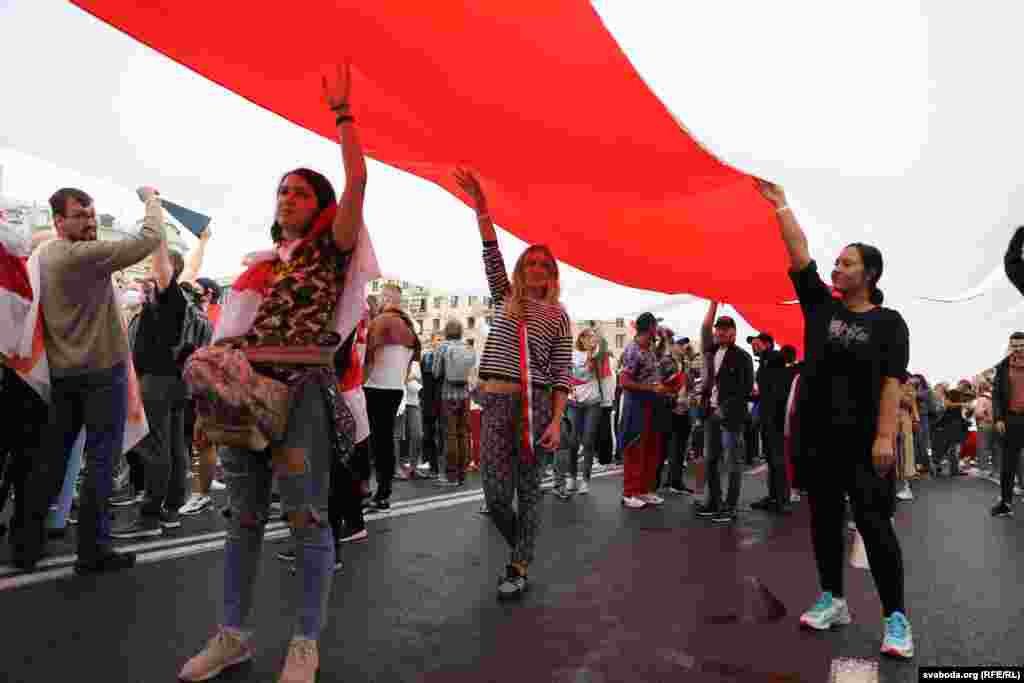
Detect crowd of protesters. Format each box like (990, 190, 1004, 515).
(6, 67, 1024, 681)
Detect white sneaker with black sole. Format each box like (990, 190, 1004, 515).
(179, 494, 213, 516)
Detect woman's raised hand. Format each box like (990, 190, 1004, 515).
(455, 168, 488, 214)
(755, 178, 787, 208)
(322, 62, 353, 112)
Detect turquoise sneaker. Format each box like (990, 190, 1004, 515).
(881, 612, 914, 659)
(799, 592, 852, 630)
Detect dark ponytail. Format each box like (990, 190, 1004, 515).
(270, 168, 337, 243)
(848, 242, 885, 306)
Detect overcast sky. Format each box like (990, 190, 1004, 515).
(2, 1, 1023, 383)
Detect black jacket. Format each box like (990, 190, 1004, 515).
(700, 332, 755, 431)
(754, 349, 787, 426)
(992, 357, 1017, 423)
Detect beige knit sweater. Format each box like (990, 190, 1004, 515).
(38, 197, 165, 376)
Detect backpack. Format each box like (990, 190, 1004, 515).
(443, 343, 476, 385)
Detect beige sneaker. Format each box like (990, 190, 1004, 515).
(279, 637, 319, 683)
(179, 628, 253, 681)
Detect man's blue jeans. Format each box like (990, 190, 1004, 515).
(19, 363, 127, 562)
(703, 413, 744, 509)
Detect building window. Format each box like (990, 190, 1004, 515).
(433, 319, 441, 331)
(469, 296, 478, 306)
(467, 317, 476, 329)
(450, 295, 459, 307)
(616, 318, 624, 328)
(433, 297, 443, 309)
(616, 334, 625, 349)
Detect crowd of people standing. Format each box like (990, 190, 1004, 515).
(5, 65, 1024, 681)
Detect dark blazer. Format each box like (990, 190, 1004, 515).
(700, 329, 755, 431)
(992, 357, 1015, 423)
(754, 349, 787, 427)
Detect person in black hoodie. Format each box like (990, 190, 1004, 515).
(748, 332, 789, 513)
(756, 179, 914, 660)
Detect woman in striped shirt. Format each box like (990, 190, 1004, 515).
(454, 169, 572, 600)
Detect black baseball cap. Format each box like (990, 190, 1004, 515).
(746, 332, 774, 347)
(713, 316, 736, 329)
(635, 312, 657, 333)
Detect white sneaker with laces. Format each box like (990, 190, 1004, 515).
(896, 484, 914, 501)
(279, 636, 319, 683)
(622, 496, 647, 509)
(566, 477, 577, 493)
(179, 495, 213, 516)
(179, 628, 253, 682)
(211, 480, 227, 492)
(577, 479, 589, 494)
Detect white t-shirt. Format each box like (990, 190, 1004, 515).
(365, 345, 414, 391)
(710, 346, 727, 409)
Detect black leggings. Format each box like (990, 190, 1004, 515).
(805, 430, 904, 616)
(365, 387, 404, 501)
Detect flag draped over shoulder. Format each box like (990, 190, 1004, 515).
(1, 236, 149, 454)
(214, 206, 381, 354)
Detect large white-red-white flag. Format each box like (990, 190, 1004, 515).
(1, 229, 148, 454)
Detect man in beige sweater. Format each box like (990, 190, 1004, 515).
(14, 186, 166, 574)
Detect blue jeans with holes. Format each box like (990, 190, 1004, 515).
(703, 413, 744, 509)
(221, 380, 335, 640)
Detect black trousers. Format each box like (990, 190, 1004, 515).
(0, 369, 47, 535)
(999, 414, 1024, 505)
(422, 411, 439, 473)
(763, 419, 788, 503)
(805, 427, 904, 616)
(364, 387, 404, 501)
(329, 439, 367, 536)
(659, 413, 692, 489)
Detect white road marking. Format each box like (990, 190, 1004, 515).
(0, 469, 623, 591)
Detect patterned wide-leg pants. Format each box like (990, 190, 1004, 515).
(479, 388, 553, 566)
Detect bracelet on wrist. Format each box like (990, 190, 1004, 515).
(335, 114, 354, 126)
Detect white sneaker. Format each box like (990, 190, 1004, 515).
(211, 480, 227, 492)
(800, 592, 852, 630)
(566, 477, 577, 493)
(641, 493, 665, 506)
(896, 484, 914, 501)
(577, 480, 590, 495)
(179, 495, 213, 516)
(621, 496, 647, 509)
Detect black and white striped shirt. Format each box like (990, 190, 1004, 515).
(478, 242, 572, 394)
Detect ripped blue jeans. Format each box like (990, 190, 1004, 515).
(221, 380, 335, 640)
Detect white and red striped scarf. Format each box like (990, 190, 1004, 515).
(518, 318, 536, 463)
